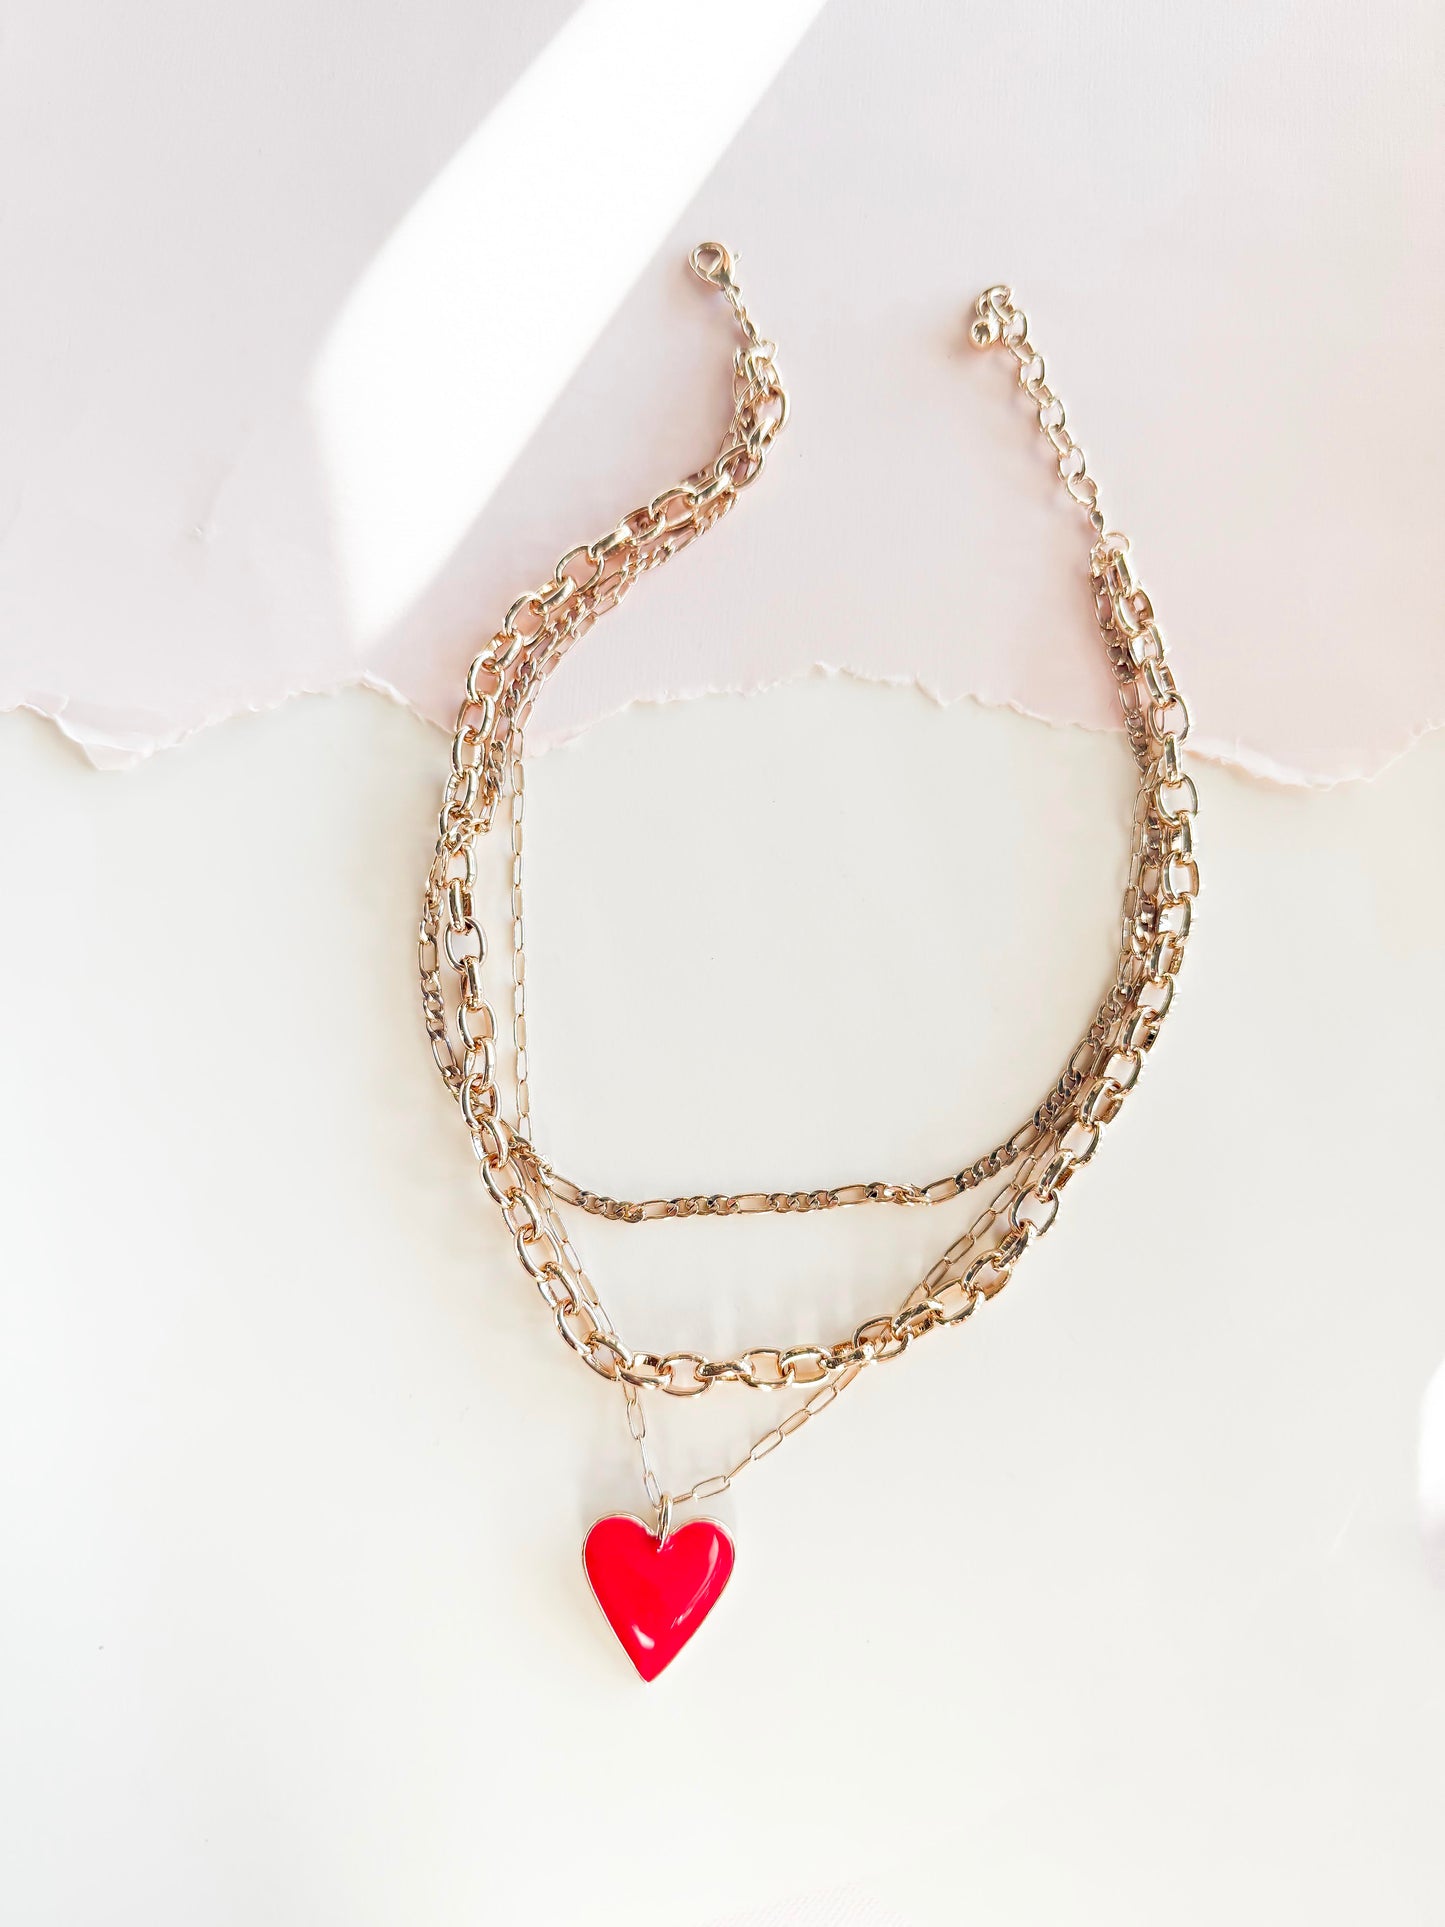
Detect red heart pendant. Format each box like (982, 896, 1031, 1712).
(582, 1514, 735, 1681)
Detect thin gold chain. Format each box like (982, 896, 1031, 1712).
(508, 719, 1094, 1218)
(508, 745, 531, 1146)
(418, 247, 1198, 1512)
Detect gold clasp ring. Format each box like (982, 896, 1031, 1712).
(689, 241, 735, 288)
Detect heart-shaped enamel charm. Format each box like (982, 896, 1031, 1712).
(582, 1514, 735, 1681)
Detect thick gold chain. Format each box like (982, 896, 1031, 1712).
(418, 248, 1198, 1491)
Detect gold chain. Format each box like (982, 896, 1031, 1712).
(418, 248, 1198, 1507)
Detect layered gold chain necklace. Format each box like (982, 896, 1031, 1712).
(418, 243, 1199, 1680)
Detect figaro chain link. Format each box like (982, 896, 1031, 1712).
(418, 250, 1198, 1439)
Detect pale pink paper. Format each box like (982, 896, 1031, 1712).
(2, 0, 1442, 782)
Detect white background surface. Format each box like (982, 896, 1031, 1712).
(4, 681, 1445, 1924)
(3, 2, 1445, 1922)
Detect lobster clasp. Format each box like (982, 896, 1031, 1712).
(689, 241, 736, 290)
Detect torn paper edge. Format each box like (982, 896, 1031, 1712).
(5, 664, 1443, 792)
